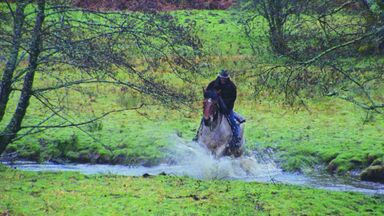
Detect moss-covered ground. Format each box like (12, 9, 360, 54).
(0, 167, 383, 215)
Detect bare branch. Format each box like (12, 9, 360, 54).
(4, 0, 15, 20)
(301, 26, 384, 65)
(21, 104, 144, 129)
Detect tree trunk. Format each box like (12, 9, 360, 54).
(0, 1, 26, 122)
(0, 0, 46, 155)
(270, 27, 288, 55)
(260, 0, 290, 55)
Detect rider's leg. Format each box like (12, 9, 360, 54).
(228, 110, 240, 139)
(233, 112, 246, 124)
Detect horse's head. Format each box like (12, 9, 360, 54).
(203, 90, 219, 126)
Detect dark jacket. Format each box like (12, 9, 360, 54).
(206, 77, 237, 113)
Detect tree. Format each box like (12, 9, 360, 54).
(243, 0, 309, 55)
(241, 0, 384, 114)
(0, 0, 202, 155)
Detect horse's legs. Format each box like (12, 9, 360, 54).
(192, 118, 204, 141)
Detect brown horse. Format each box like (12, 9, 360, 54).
(196, 90, 245, 157)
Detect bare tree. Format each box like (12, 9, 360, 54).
(243, 0, 309, 56)
(0, 0, 27, 121)
(241, 0, 384, 113)
(0, 0, 202, 155)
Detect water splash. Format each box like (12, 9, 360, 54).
(164, 135, 282, 180)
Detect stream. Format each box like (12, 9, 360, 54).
(2, 137, 384, 195)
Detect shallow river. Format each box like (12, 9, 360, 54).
(3, 138, 384, 195)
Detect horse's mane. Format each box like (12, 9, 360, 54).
(204, 90, 218, 100)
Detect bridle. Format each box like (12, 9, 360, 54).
(203, 97, 221, 129)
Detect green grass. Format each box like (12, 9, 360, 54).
(0, 168, 383, 215)
(173, 10, 266, 56)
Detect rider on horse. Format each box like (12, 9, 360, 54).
(204, 70, 242, 147)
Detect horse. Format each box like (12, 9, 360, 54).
(196, 90, 245, 157)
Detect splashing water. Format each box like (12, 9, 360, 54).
(165, 135, 281, 180)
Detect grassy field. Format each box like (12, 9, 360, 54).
(1, 167, 383, 215)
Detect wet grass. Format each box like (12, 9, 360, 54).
(0, 167, 383, 215)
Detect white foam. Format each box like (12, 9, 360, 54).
(165, 134, 282, 180)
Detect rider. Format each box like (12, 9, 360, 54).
(206, 70, 241, 147)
